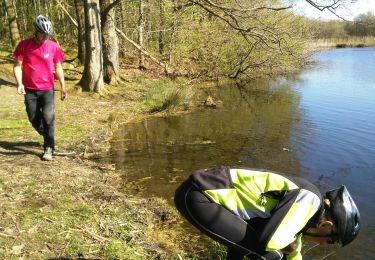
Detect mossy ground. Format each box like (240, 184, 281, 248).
(0, 48, 219, 259)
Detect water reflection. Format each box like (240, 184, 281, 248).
(110, 79, 302, 199)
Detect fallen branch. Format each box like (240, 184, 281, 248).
(115, 27, 174, 76)
(75, 226, 111, 242)
(0, 232, 16, 238)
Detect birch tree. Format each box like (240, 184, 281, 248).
(138, 0, 146, 69)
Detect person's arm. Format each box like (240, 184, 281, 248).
(13, 60, 25, 95)
(55, 62, 66, 100)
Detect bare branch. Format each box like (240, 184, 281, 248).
(55, 0, 78, 27)
(189, 0, 271, 44)
(115, 27, 173, 75)
(304, 0, 353, 21)
(197, 0, 292, 12)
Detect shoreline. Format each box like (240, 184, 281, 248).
(0, 54, 213, 258)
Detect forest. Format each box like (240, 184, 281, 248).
(2, 0, 374, 94)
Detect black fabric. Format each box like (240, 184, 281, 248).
(190, 166, 233, 191)
(286, 175, 322, 199)
(262, 190, 287, 200)
(25, 89, 55, 149)
(257, 189, 300, 250)
(174, 179, 281, 260)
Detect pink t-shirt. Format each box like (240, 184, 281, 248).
(13, 38, 64, 90)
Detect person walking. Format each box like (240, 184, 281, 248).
(174, 166, 360, 260)
(13, 15, 66, 161)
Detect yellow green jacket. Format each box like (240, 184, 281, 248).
(190, 167, 322, 259)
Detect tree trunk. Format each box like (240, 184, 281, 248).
(169, 0, 178, 65)
(138, 0, 146, 69)
(100, 0, 119, 84)
(4, 0, 20, 46)
(75, 0, 86, 64)
(158, 0, 165, 55)
(80, 0, 104, 93)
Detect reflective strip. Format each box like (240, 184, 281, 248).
(232, 207, 271, 220)
(266, 190, 320, 251)
(296, 189, 321, 207)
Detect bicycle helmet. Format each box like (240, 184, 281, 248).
(34, 15, 53, 36)
(325, 185, 360, 247)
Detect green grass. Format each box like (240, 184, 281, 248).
(0, 118, 29, 130)
(103, 241, 145, 260)
(136, 79, 193, 113)
(0, 179, 5, 190)
(73, 204, 94, 218)
(206, 242, 227, 259)
(55, 122, 86, 140)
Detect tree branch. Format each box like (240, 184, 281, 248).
(101, 0, 123, 24)
(115, 27, 173, 75)
(304, 0, 352, 21)
(55, 0, 78, 27)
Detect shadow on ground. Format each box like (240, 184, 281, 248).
(0, 78, 16, 86)
(47, 257, 100, 260)
(0, 141, 41, 156)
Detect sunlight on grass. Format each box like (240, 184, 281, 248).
(136, 79, 193, 113)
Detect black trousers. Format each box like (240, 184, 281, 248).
(25, 89, 55, 149)
(174, 179, 283, 260)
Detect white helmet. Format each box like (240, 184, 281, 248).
(34, 15, 53, 36)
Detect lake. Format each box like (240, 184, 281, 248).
(109, 48, 375, 259)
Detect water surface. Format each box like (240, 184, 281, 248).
(110, 48, 375, 259)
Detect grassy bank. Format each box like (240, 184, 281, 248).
(0, 47, 220, 259)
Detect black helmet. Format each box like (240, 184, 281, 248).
(34, 15, 53, 36)
(325, 185, 360, 247)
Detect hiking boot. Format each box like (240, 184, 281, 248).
(42, 147, 53, 161)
